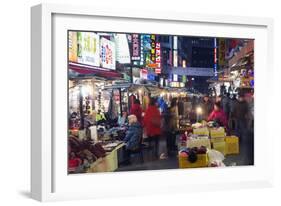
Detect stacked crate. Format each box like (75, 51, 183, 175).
(209, 127, 226, 155)
(225, 136, 239, 155)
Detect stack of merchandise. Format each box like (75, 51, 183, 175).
(186, 134, 211, 149)
(178, 146, 208, 168)
(209, 127, 226, 155)
(68, 135, 107, 173)
(193, 127, 209, 136)
(190, 123, 211, 149)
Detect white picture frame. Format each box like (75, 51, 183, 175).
(31, 3, 274, 202)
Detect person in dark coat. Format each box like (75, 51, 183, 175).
(233, 94, 249, 140)
(123, 115, 142, 151)
(165, 98, 178, 154)
(201, 95, 213, 120)
(221, 93, 231, 119)
(122, 115, 143, 164)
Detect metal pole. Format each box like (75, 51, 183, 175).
(79, 84, 84, 130)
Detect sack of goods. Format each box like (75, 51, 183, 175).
(178, 146, 208, 168)
(207, 149, 225, 167)
(193, 127, 209, 136)
(225, 136, 239, 155)
(187, 136, 211, 149)
(209, 127, 226, 138)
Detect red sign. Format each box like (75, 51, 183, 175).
(155, 42, 161, 74)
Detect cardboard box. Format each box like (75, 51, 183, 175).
(179, 154, 208, 168)
(225, 136, 239, 154)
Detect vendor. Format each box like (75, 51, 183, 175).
(207, 102, 228, 128)
(123, 115, 142, 163)
(96, 110, 106, 124)
(118, 111, 128, 127)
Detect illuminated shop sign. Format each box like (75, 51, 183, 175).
(77, 32, 100, 67)
(132, 34, 140, 61)
(132, 34, 144, 66)
(218, 39, 226, 67)
(68, 31, 78, 62)
(170, 82, 185, 88)
(150, 34, 156, 63)
(100, 37, 116, 70)
(173, 36, 178, 67)
(155, 42, 161, 74)
(114, 34, 131, 64)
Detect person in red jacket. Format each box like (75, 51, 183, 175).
(208, 102, 228, 128)
(130, 99, 143, 125)
(143, 97, 161, 158)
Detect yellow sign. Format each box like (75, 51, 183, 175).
(68, 31, 78, 62)
(218, 39, 226, 67)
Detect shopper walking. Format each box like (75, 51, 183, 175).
(201, 95, 213, 120)
(130, 99, 143, 125)
(229, 94, 238, 132)
(169, 98, 179, 151)
(143, 97, 161, 159)
(221, 93, 231, 119)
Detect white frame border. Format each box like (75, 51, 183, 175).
(31, 3, 274, 202)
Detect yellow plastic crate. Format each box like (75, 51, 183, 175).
(193, 127, 209, 136)
(211, 137, 225, 143)
(209, 127, 226, 138)
(225, 136, 239, 155)
(187, 138, 211, 149)
(179, 154, 208, 168)
(212, 141, 226, 155)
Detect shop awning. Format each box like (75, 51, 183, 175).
(69, 62, 123, 80)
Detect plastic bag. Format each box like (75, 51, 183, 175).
(207, 149, 226, 167)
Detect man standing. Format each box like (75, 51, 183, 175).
(233, 94, 249, 140)
(201, 95, 213, 120)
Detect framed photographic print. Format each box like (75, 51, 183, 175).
(31, 3, 274, 201)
